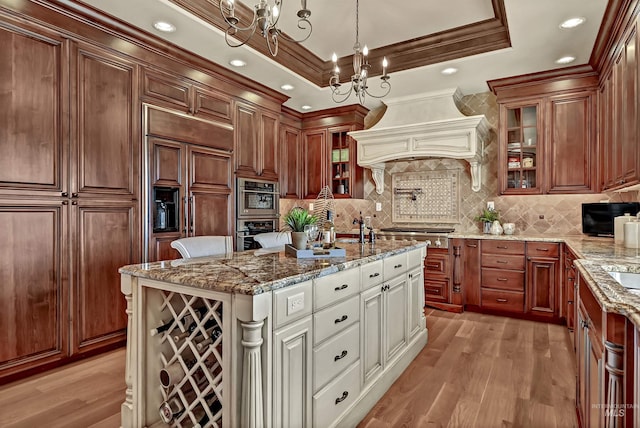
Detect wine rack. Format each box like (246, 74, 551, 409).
(153, 290, 225, 428)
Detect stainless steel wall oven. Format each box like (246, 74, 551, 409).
(236, 218, 279, 251)
(237, 178, 279, 218)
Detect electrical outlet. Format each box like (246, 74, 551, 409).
(487, 201, 495, 210)
(309, 202, 314, 211)
(375, 202, 382, 212)
(287, 293, 305, 315)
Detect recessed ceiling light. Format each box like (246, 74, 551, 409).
(301, 105, 312, 110)
(441, 67, 458, 75)
(229, 59, 247, 67)
(153, 21, 176, 33)
(560, 17, 586, 29)
(280, 84, 295, 91)
(555, 56, 576, 64)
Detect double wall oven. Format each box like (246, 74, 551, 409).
(236, 177, 280, 251)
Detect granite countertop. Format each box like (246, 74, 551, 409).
(119, 241, 426, 296)
(451, 232, 640, 327)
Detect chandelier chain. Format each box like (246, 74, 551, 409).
(355, 0, 359, 46)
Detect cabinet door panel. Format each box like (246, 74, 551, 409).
(190, 191, 232, 236)
(188, 147, 232, 191)
(273, 317, 313, 428)
(303, 130, 326, 199)
(621, 25, 638, 184)
(361, 286, 383, 386)
(408, 267, 424, 340)
(385, 276, 408, 363)
(260, 111, 279, 179)
(526, 257, 557, 315)
(193, 87, 232, 122)
(0, 201, 67, 367)
(142, 69, 190, 110)
(547, 92, 595, 193)
(0, 25, 66, 195)
(72, 201, 138, 352)
(73, 44, 137, 198)
(151, 139, 183, 187)
(280, 126, 302, 198)
(235, 103, 259, 176)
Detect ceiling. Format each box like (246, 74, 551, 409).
(80, 0, 608, 113)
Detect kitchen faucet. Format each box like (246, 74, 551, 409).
(353, 212, 365, 243)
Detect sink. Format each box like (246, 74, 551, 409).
(607, 271, 640, 290)
(336, 238, 359, 244)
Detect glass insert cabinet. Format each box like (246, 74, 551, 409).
(499, 102, 542, 194)
(331, 130, 351, 196)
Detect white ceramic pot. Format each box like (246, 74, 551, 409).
(291, 231, 308, 249)
(490, 220, 503, 235)
(503, 223, 515, 235)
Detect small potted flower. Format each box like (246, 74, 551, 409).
(475, 208, 500, 234)
(282, 207, 318, 249)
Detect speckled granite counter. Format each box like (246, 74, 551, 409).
(119, 240, 426, 295)
(450, 232, 640, 327)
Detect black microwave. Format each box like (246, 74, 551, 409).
(582, 202, 640, 236)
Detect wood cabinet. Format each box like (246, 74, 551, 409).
(235, 101, 280, 180)
(279, 123, 303, 199)
(480, 240, 526, 313)
(451, 239, 481, 309)
(0, 30, 140, 383)
(525, 242, 560, 318)
(423, 247, 463, 312)
(490, 73, 598, 195)
(301, 105, 368, 199)
(563, 245, 578, 333)
(141, 68, 232, 124)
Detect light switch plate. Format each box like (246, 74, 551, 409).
(487, 201, 495, 210)
(375, 202, 382, 211)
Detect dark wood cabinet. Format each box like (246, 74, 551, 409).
(302, 128, 328, 199)
(141, 68, 232, 124)
(235, 101, 279, 180)
(423, 248, 451, 307)
(525, 242, 560, 317)
(480, 240, 526, 314)
(452, 239, 481, 309)
(563, 245, 578, 333)
(279, 123, 303, 199)
(490, 73, 598, 195)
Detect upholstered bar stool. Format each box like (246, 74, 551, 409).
(170, 236, 233, 258)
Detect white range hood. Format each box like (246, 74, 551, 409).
(349, 88, 490, 193)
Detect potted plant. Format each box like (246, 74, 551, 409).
(282, 206, 319, 249)
(475, 208, 500, 234)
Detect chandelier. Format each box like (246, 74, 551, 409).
(329, 0, 390, 104)
(219, 0, 312, 57)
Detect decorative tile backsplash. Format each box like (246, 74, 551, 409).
(391, 170, 460, 223)
(281, 91, 640, 235)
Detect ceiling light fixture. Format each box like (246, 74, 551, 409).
(560, 17, 586, 29)
(229, 59, 247, 67)
(153, 21, 176, 33)
(329, 0, 390, 104)
(301, 105, 312, 110)
(441, 67, 458, 75)
(280, 84, 295, 91)
(219, 0, 312, 57)
(555, 56, 576, 64)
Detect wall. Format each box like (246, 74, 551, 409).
(281, 92, 639, 235)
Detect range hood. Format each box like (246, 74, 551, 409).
(349, 88, 490, 193)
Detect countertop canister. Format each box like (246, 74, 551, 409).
(624, 220, 640, 248)
(614, 213, 633, 244)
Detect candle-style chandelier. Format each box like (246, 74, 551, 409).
(329, 0, 390, 104)
(219, 0, 312, 57)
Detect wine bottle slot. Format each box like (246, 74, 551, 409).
(160, 358, 197, 388)
(172, 319, 219, 343)
(149, 319, 174, 337)
(195, 327, 223, 351)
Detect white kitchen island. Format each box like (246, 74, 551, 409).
(119, 241, 428, 428)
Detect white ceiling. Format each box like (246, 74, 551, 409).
(81, 0, 607, 112)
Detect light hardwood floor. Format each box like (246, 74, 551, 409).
(0, 310, 576, 428)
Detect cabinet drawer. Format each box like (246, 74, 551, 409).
(313, 361, 361, 428)
(361, 260, 383, 290)
(273, 280, 313, 329)
(384, 253, 408, 279)
(314, 295, 359, 345)
(407, 248, 424, 269)
(424, 251, 449, 276)
(482, 240, 525, 255)
(526, 242, 560, 257)
(481, 268, 524, 291)
(481, 254, 525, 270)
(424, 278, 449, 303)
(481, 288, 524, 312)
(313, 323, 359, 392)
(314, 267, 360, 310)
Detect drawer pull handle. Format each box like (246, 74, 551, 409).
(496, 298, 508, 303)
(394, 263, 403, 269)
(497, 245, 508, 249)
(335, 391, 349, 405)
(334, 284, 348, 291)
(334, 315, 348, 324)
(496, 260, 508, 264)
(369, 272, 380, 278)
(568, 278, 575, 282)
(568, 301, 574, 305)
(466, 244, 478, 248)
(426, 263, 440, 269)
(497, 277, 508, 281)
(334, 350, 348, 361)
(536, 248, 549, 252)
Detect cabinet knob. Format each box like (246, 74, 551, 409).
(71, 193, 78, 198)
(61, 192, 68, 197)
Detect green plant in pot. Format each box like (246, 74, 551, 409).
(475, 208, 500, 234)
(282, 206, 319, 249)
